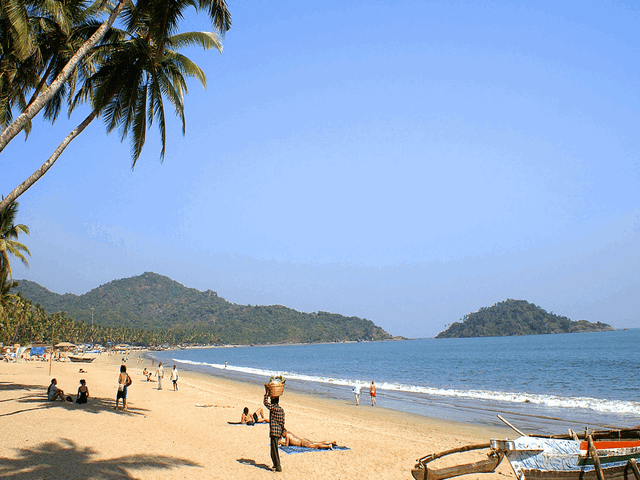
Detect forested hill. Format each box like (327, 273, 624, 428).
(436, 299, 614, 338)
(13, 272, 392, 345)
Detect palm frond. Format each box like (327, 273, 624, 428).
(166, 30, 221, 53)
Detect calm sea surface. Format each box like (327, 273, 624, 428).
(150, 329, 640, 435)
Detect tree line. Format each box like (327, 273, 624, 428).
(1, 292, 224, 346)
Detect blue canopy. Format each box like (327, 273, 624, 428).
(30, 347, 46, 356)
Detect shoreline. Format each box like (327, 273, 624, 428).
(1, 350, 515, 479)
(149, 342, 639, 436)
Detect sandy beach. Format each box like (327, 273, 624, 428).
(0, 351, 516, 479)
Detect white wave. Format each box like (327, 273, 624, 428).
(171, 358, 640, 416)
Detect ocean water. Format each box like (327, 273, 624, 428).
(150, 329, 640, 435)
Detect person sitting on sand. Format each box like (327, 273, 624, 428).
(241, 406, 269, 424)
(142, 368, 153, 381)
(76, 379, 89, 404)
(47, 378, 66, 402)
(278, 430, 337, 450)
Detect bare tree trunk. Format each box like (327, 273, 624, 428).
(0, 0, 128, 154)
(0, 110, 97, 213)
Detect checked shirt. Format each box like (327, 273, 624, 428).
(263, 393, 285, 438)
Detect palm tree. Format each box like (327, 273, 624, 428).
(0, 4, 222, 213)
(0, 200, 30, 284)
(0, 0, 231, 158)
(0, 201, 28, 328)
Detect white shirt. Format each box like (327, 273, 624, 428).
(352, 384, 361, 395)
(47, 383, 59, 400)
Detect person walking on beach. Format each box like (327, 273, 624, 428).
(264, 386, 285, 472)
(352, 383, 361, 406)
(369, 381, 376, 406)
(116, 365, 131, 411)
(156, 362, 164, 390)
(171, 365, 179, 391)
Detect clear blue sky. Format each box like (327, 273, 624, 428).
(3, 0, 639, 338)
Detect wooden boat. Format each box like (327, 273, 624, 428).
(412, 426, 640, 480)
(497, 428, 640, 480)
(68, 354, 98, 363)
(411, 443, 504, 480)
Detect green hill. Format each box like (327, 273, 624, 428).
(13, 272, 392, 345)
(435, 299, 614, 338)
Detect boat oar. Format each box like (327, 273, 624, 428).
(497, 415, 528, 437)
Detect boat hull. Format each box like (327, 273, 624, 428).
(68, 355, 97, 363)
(503, 434, 640, 480)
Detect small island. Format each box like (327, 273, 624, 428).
(436, 299, 615, 338)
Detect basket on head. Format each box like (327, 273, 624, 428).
(266, 382, 284, 397)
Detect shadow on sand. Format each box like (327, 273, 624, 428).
(0, 438, 201, 479)
(237, 458, 274, 472)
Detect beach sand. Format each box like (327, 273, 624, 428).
(0, 351, 517, 479)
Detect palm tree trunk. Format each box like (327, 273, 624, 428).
(0, 110, 97, 213)
(0, 0, 128, 155)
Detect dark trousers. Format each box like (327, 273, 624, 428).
(270, 436, 282, 471)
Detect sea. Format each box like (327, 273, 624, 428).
(149, 329, 640, 435)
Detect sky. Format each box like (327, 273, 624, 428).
(3, 0, 640, 338)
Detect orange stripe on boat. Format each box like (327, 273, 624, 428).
(580, 440, 640, 450)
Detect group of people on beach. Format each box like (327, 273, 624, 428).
(48, 359, 180, 412)
(256, 383, 339, 473)
(151, 362, 179, 391)
(44, 356, 344, 474)
(352, 380, 376, 406)
(47, 378, 89, 404)
(115, 362, 179, 410)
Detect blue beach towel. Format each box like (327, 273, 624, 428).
(278, 445, 349, 454)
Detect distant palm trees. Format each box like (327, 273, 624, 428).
(0, 0, 232, 213)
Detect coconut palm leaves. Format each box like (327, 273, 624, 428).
(85, 22, 221, 164)
(8, 15, 222, 207)
(0, 0, 230, 156)
(0, 0, 230, 214)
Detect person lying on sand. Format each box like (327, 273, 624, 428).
(278, 430, 337, 450)
(47, 378, 66, 402)
(241, 406, 269, 424)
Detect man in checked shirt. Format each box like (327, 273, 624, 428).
(264, 386, 285, 472)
